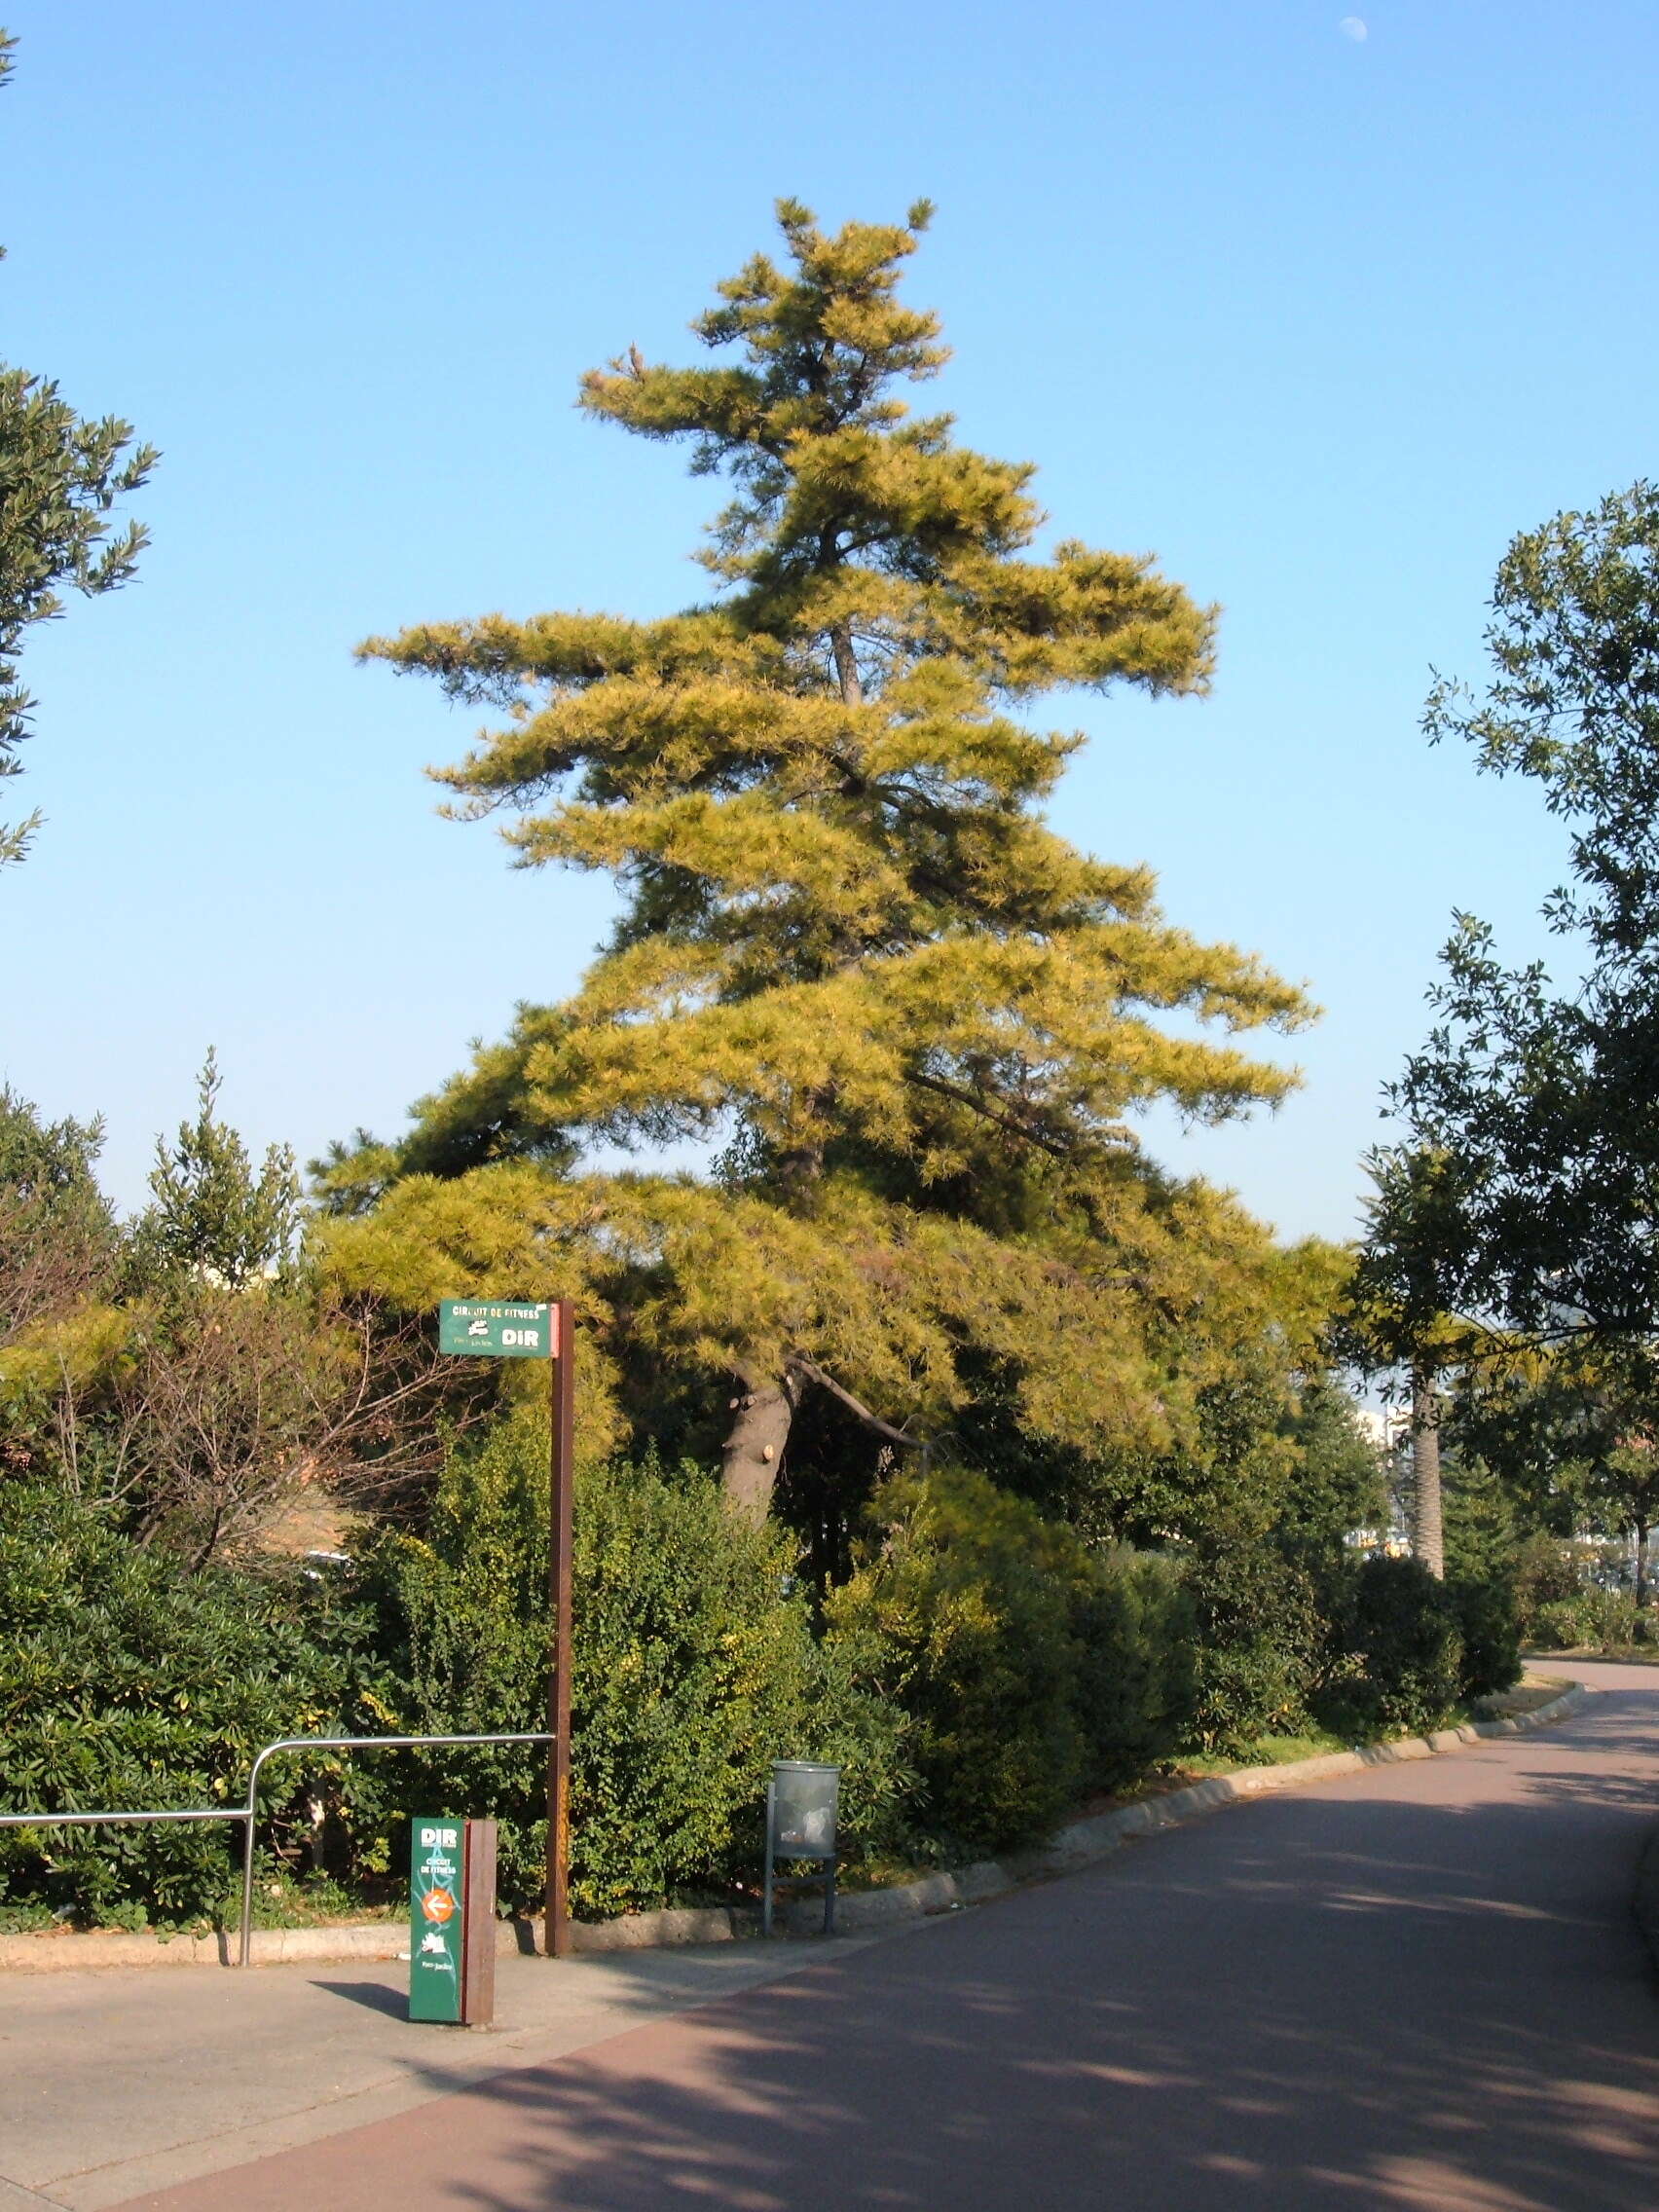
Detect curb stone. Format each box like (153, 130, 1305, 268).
(0, 1683, 1593, 1974)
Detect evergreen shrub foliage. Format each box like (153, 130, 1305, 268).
(1186, 1538, 1327, 1755)
(0, 1486, 353, 1925)
(358, 1417, 912, 1917)
(1069, 1546, 1197, 1788)
(1512, 1533, 1585, 1642)
(1508, 1534, 1649, 1652)
(1449, 1573, 1522, 1700)
(829, 1466, 1087, 1854)
(828, 1466, 1194, 1854)
(1327, 1555, 1464, 1738)
(2, 1424, 1529, 1930)
(1528, 1583, 1647, 1652)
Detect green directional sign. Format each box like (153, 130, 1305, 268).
(437, 1299, 555, 1359)
(409, 1817, 466, 2022)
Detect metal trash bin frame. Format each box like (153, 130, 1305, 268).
(761, 1759, 840, 1938)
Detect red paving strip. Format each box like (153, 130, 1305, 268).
(118, 1665, 1659, 2211)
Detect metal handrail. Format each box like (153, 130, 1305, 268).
(0, 1729, 553, 1968)
(234, 1732, 551, 1965)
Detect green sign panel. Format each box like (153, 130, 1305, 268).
(437, 1299, 554, 1359)
(409, 1817, 466, 2022)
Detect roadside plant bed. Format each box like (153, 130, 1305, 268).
(0, 1678, 1589, 1969)
(0, 1872, 404, 1941)
(839, 1682, 1573, 1899)
(1529, 1641, 1659, 1664)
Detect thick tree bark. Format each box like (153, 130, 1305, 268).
(1411, 1367, 1445, 1580)
(720, 1369, 803, 1526)
(719, 1352, 929, 1524)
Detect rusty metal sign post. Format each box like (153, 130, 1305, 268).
(437, 1296, 575, 1959)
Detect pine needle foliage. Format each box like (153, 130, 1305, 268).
(332, 203, 1316, 1518)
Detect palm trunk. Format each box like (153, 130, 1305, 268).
(1411, 1367, 1445, 1580)
(720, 1369, 803, 1525)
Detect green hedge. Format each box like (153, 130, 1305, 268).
(1184, 1538, 1327, 1754)
(1320, 1556, 1464, 1739)
(0, 1485, 355, 1925)
(828, 1466, 1195, 1856)
(2, 1438, 1526, 1930)
(1450, 1572, 1521, 1700)
(354, 1417, 912, 1917)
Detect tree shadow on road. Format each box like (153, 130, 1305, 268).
(155, 1678, 1659, 2212)
(377, 1689, 1659, 2212)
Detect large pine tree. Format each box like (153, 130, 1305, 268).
(326, 203, 1318, 1521)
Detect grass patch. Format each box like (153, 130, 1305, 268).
(1171, 1730, 1351, 1779)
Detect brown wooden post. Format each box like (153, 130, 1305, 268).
(460, 1817, 498, 2027)
(544, 1297, 575, 1957)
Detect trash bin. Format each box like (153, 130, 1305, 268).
(762, 1760, 839, 1937)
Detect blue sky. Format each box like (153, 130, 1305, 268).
(4, 2, 1652, 1241)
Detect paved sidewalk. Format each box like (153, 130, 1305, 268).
(0, 1932, 875, 2208)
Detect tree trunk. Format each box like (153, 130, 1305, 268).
(830, 623, 864, 708)
(1411, 1368, 1445, 1580)
(1636, 1520, 1650, 1616)
(720, 1369, 802, 1526)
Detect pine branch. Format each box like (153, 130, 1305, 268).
(904, 1067, 1070, 1157)
(784, 1351, 927, 1451)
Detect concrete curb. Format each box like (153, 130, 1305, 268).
(0, 1682, 1592, 1974)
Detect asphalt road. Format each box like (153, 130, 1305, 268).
(121, 1660, 1659, 2211)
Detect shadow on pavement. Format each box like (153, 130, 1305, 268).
(367, 1687, 1659, 2212)
(128, 1670, 1659, 2212)
(311, 1976, 411, 2019)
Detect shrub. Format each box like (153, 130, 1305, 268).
(1451, 1574, 1521, 1700)
(828, 1465, 1089, 1856)
(1530, 1582, 1646, 1652)
(1327, 1555, 1463, 1738)
(1185, 1539, 1326, 1755)
(0, 1484, 356, 1925)
(1071, 1547, 1197, 1786)
(828, 1467, 1195, 1855)
(357, 1416, 910, 1917)
(1513, 1534, 1585, 1644)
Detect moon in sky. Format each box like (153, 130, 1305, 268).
(1339, 15, 1369, 37)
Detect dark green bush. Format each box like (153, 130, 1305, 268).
(1326, 1555, 1463, 1738)
(1529, 1582, 1646, 1652)
(0, 1484, 356, 1925)
(1185, 1539, 1326, 1755)
(829, 1468, 1196, 1855)
(1071, 1547, 1197, 1787)
(357, 1417, 911, 1917)
(1451, 1574, 1521, 1700)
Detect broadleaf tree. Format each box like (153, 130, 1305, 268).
(0, 32, 157, 867)
(1360, 483, 1659, 1577)
(324, 202, 1319, 1525)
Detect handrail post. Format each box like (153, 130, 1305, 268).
(230, 1731, 553, 1968)
(237, 1747, 271, 1969)
(0, 1730, 551, 1971)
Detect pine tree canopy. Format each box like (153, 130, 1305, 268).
(329, 202, 1319, 1521)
